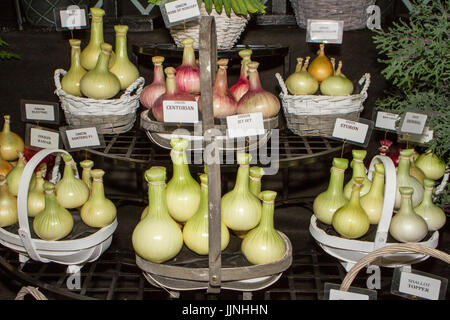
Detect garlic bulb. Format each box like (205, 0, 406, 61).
(0, 175, 18, 227)
(27, 169, 46, 217)
(360, 163, 385, 224)
(6, 151, 26, 196)
(414, 179, 446, 231)
(344, 150, 372, 199)
(395, 149, 424, 210)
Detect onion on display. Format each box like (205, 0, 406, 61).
(230, 49, 252, 101)
(285, 57, 318, 95)
(61, 39, 87, 97)
(27, 169, 46, 218)
(409, 154, 425, 185)
(0, 115, 25, 161)
(0, 151, 12, 177)
(343, 150, 372, 199)
(320, 61, 354, 96)
(132, 167, 183, 263)
(249, 166, 265, 197)
(394, 149, 424, 210)
(55, 154, 89, 209)
(237, 62, 280, 119)
(0, 175, 18, 227)
(222, 153, 262, 232)
(308, 43, 334, 82)
(176, 38, 200, 95)
(415, 150, 446, 181)
(313, 158, 349, 225)
(166, 138, 201, 223)
(183, 173, 230, 255)
(140, 56, 166, 109)
(360, 163, 385, 224)
(6, 151, 26, 196)
(241, 191, 286, 265)
(389, 187, 428, 243)
(81, 169, 117, 228)
(80, 160, 94, 190)
(414, 178, 446, 231)
(332, 177, 370, 239)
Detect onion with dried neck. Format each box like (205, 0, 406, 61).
(61, 39, 87, 97)
(320, 61, 354, 96)
(0, 115, 24, 161)
(140, 56, 166, 109)
(0, 151, 12, 178)
(343, 150, 372, 199)
(395, 149, 424, 210)
(176, 38, 200, 95)
(6, 151, 26, 196)
(360, 163, 385, 224)
(237, 62, 280, 119)
(80, 159, 94, 189)
(414, 179, 446, 231)
(27, 169, 46, 218)
(409, 154, 425, 185)
(249, 166, 265, 197)
(285, 57, 318, 95)
(415, 150, 446, 180)
(230, 49, 252, 101)
(0, 175, 18, 227)
(308, 43, 334, 82)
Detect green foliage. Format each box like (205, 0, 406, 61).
(0, 37, 20, 60)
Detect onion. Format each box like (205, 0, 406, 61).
(320, 61, 354, 96)
(237, 62, 280, 119)
(249, 166, 265, 197)
(0, 115, 24, 161)
(332, 177, 370, 239)
(389, 187, 428, 243)
(308, 43, 334, 82)
(152, 67, 196, 122)
(55, 154, 89, 209)
(80, 169, 116, 228)
(313, 158, 349, 225)
(27, 169, 46, 218)
(80, 160, 94, 190)
(183, 173, 230, 255)
(344, 150, 372, 199)
(175, 38, 200, 95)
(132, 167, 183, 263)
(221, 153, 262, 231)
(199, 59, 237, 118)
(166, 138, 201, 223)
(285, 57, 318, 95)
(140, 56, 166, 109)
(0, 151, 12, 177)
(6, 151, 26, 196)
(80, 43, 121, 100)
(61, 39, 87, 97)
(241, 191, 286, 265)
(230, 49, 252, 102)
(414, 179, 446, 231)
(360, 163, 385, 224)
(394, 149, 424, 210)
(415, 150, 446, 180)
(409, 155, 425, 185)
(0, 175, 18, 227)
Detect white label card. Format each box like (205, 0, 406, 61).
(163, 100, 199, 123)
(401, 126, 433, 144)
(400, 112, 427, 135)
(165, 0, 200, 23)
(226, 113, 265, 139)
(30, 128, 60, 149)
(25, 103, 55, 122)
(60, 8, 87, 29)
(65, 127, 101, 149)
(332, 118, 369, 144)
(399, 272, 441, 300)
(307, 19, 344, 43)
(375, 111, 400, 131)
(329, 289, 369, 300)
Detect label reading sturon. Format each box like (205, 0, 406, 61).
(165, 0, 200, 24)
(398, 272, 441, 300)
(375, 111, 400, 131)
(163, 100, 199, 123)
(25, 103, 55, 122)
(329, 289, 370, 300)
(332, 118, 369, 144)
(400, 112, 427, 135)
(226, 112, 265, 139)
(307, 19, 344, 44)
(59, 7, 87, 29)
(30, 128, 60, 149)
(65, 127, 101, 149)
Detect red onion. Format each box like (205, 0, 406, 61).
(140, 56, 166, 109)
(230, 49, 252, 102)
(152, 67, 196, 122)
(175, 38, 200, 95)
(237, 62, 280, 119)
(23, 148, 55, 180)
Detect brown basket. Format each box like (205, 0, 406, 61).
(289, 0, 376, 31)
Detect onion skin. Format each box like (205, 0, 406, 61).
(286, 57, 318, 95)
(175, 38, 200, 95)
(308, 43, 334, 82)
(0, 153, 12, 178)
(0, 115, 25, 162)
(415, 150, 446, 180)
(140, 56, 166, 109)
(61, 39, 87, 97)
(0, 175, 18, 227)
(80, 160, 94, 190)
(6, 152, 26, 196)
(409, 155, 425, 185)
(230, 49, 252, 102)
(320, 61, 354, 96)
(414, 179, 446, 231)
(360, 163, 385, 224)
(27, 171, 46, 218)
(395, 149, 424, 210)
(344, 150, 372, 199)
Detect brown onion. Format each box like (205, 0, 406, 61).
(308, 43, 334, 82)
(140, 56, 166, 109)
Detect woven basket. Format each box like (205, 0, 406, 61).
(54, 69, 145, 134)
(289, 0, 376, 31)
(275, 72, 370, 137)
(170, 4, 249, 50)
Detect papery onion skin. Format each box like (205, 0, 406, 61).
(389, 187, 428, 243)
(320, 61, 354, 96)
(415, 150, 446, 180)
(140, 56, 166, 109)
(80, 160, 94, 190)
(394, 149, 424, 210)
(230, 49, 252, 102)
(27, 170, 46, 218)
(308, 43, 334, 82)
(0, 175, 18, 227)
(61, 39, 87, 97)
(286, 57, 318, 95)
(360, 163, 385, 224)
(343, 150, 372, 199)
(0, 115, 25, 161)
(414, 179, 446, 231)
(249, 166, 265, 197)
(6, 152, 26, 196)
(176, 38, 200, 95)
(0, 153, 12, 177)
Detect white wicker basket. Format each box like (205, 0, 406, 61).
(275, 72, 370, 137)
(170, 4, 249, 50)
(0, 148, 118, 274)
(54, 69, 145, 134)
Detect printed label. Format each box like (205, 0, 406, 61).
(163, 100, 199, 123)
(165, 0, 200, 23)
(329, 289, 369, 300)
(30, 128, 59, 149)
(226, 113, 265, 138)
(375, 111, 400, 131)
(332, 118, 369, 144)
(25, 103, 56, 122)
(307, 19, 344, 43)
(65, 127, 101, 149)
(398, 272, 441, 300)
(59, 8, 87, 29)
(400, 112, 427, 135)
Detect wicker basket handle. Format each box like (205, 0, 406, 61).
(275, 73, 289, 96)
(54, 68, 67, 95)
(358, 73, 371, 101)
(340, 243, 450, 292)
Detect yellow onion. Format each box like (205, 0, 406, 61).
(0, 149, 12, 177)
(320, 61, 354, 96)
(241, 191, 286, 265)
(0, 175, 18, 227)
(409, 154, 425, 185)
(285, 57, 318, 95)
(415, 150, 446, 180)
(6, 151, 26, 196)
(55, 154, 89, 209)
(27, 169, 46, 217)
(80, 169, 116, 228)
(0, 115, 24, 161)
(332, 177, 370, 239)
(414, 179, 446, 231)
(80, 159, 94, 189)
(249, 166, 265, 197)
(132, 167, 183, 263)
(394, 149, 424, 210)
(166, 138, 201, 223)
(183, 173, 230, 255)
(360, 163, 385, 224)
(389, 187, 428, 243)
(344, 150, 372, 199)
(313, 158, 349, 225)
(61, 39, 87, 97)
(308, 43, 334, 82)
(222, 153, 262, 231)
